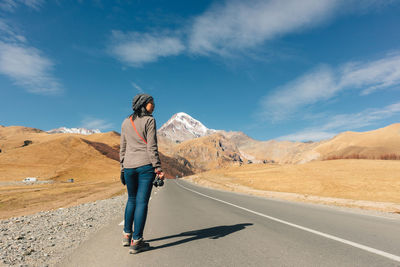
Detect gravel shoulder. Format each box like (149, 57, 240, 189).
(0, 194, 126, 267)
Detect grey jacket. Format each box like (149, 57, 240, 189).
(119, 116, 162, 171)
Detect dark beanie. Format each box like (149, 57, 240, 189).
(132, 94, 153, 111)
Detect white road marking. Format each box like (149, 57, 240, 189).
(175, 180, 400, 263)
(119, 220, 124, 226)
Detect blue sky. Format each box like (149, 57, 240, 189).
(0, 0, 399, 141)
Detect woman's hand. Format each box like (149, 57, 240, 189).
(155, 168, 165, 180)
(120, 170, 126, 185)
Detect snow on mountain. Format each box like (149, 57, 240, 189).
(47, 127, 101, 135)
(158, 112, 216, 142)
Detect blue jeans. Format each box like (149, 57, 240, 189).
(124, 164, 155, 240)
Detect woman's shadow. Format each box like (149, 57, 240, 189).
(146, 223, 253, 250)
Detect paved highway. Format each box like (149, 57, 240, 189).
(60, 179, 400, 266)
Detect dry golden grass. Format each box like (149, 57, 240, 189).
(83, 131, 121, 148)
(186, 159, 400, 211)
(316, 123, 400, 160)
(0, 127, 123, 219)
(0, 181, 124, 219)
(0, 136, 120, 181)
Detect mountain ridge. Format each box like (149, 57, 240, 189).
(157, 113, 400, 168)
(158, 112, 216, 143)
(47, 127, 101, 135)
(2, 117, 399, 173)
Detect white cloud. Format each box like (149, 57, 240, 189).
(131, 81, 144, 93)
(277, 102, 400, 141)
(320, 102, 400, 131)
(189, 0, 345, 56)
(261, 66, 338, 121)
(261, 52, 400, 121)
(0, 21, 62, 94)
(0, 0, 44, 11)
(0, 42, 62, 94)
(340, 53, 400, 95)
(109, 0, 393, 65)
(109, 31, 185, 66)
(0, 20, 27, 43)
(189, 0, 393, 56)
(81, 117, 113, 131)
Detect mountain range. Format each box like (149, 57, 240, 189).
(47, 127, 101, 135)
(157, 113, 400, 171)
(1, 116, 398, 218)
(1, 113, 399, 178)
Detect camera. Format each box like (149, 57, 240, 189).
(153, 175, 164, 187)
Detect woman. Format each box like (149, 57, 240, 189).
(119, 93, 164, 254)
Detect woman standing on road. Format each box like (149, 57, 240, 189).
(119, 93, 165, 254)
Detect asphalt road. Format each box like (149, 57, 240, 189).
(60, 179, 400, 267)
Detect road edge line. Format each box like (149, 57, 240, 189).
(175, 180, 400, 263)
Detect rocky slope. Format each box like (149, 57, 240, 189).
(163, 133, 243, 172)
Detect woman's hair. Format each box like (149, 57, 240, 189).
(130, 94, 154, 120)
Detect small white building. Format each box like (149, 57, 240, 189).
(23, 177, 37, 182)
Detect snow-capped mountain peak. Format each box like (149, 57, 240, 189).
(47, 127, 101, 135)
(158, 112, 216, 142)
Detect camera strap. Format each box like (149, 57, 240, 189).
(130, 117, 147, 144)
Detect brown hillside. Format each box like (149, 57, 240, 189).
(0, 125, 44, 137)
(315, 123, 400, 160)
(0, 126, 47, 151)
(218, 123, 400, 164)
(84, 131, 121, 149)
(219, 131, 255, 148)
(0, 126, 192, 180)
(0, 134, 119, 182)
(216, 130, 321, 164)
(238, 139, 319, 164)
(159, 153, 194, 178)
(170, 133, 243, 172)
(82, 139, 120, 162)
(158, 135, 180, 156)
(0, 132, 122, 219)
(0, 126, 193, 218)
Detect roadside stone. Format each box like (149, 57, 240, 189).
(23, 248, 34, 256)
(0, 194, 126, 267)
